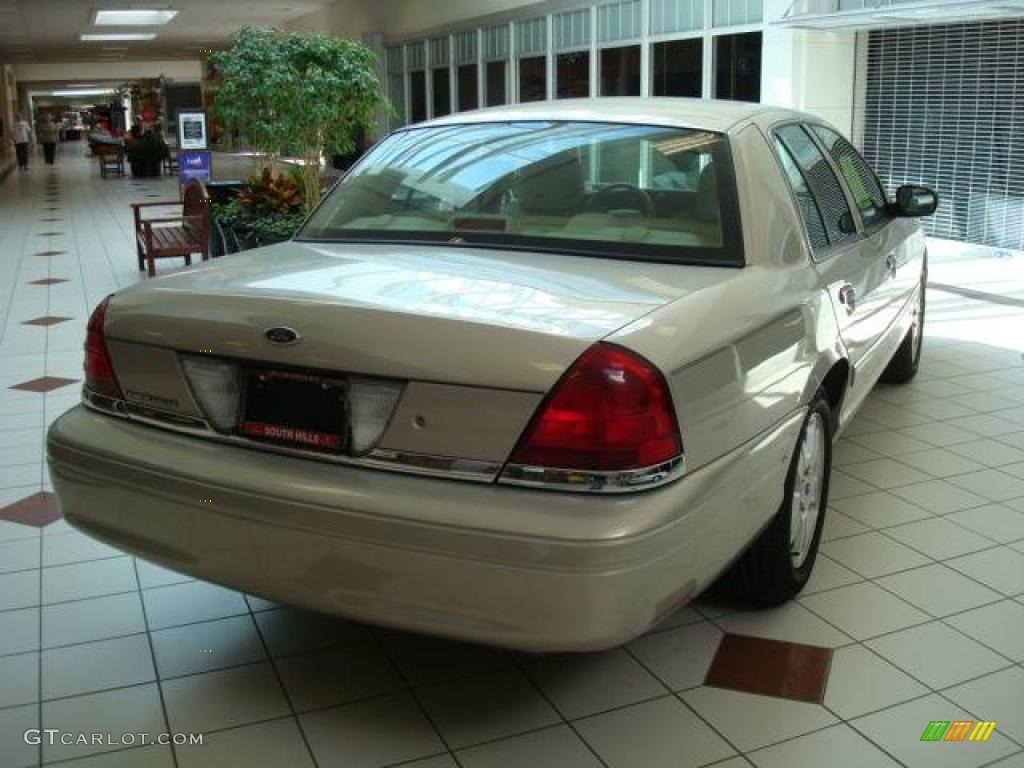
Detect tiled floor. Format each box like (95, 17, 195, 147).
(1, 149, 1024, 767)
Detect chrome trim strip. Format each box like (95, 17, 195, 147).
(84, 390, 679, 491)
(498, 456, 685, 493)
(81, 389, 498, 483)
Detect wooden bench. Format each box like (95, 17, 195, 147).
(131, 180, 210, 277)
(96, 143, 125, 178)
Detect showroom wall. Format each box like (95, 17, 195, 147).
(288, 0, 860, 139)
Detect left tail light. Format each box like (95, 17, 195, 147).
(84, 296, 123, 400)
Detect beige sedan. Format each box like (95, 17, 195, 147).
(48, 99, 936, 651)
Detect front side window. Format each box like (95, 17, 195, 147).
(810, 124, 887, 228)
(300, 121, 742, 265)
(775, 124, 855, 246)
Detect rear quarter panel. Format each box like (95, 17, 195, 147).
(610, 123, 846, 473)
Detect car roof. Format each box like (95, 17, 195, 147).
(413, 97, 807, 134)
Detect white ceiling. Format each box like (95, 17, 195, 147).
(0, 0, 337, 63)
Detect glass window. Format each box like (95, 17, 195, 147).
(597, 0, 641, 43)
(776, 124, 855, 245)
(600, 45, 641, 96)
(486, 61, 507, 106)
(519, 56, 547, 102)
(811, 124, 888, 228)
(714, 32, 761, 102)
(650, 0, 703, 35)
(557, 52, 590, 99)
(774, 140, 829, 251)
(409, 70, 427, 124)
(300, 122, 740, 265)
(432, 68, 451, 118)
(457, 64, 478, 112)
(652, 39, 702, 97)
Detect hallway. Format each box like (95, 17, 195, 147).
(1, 149, 1024, 768)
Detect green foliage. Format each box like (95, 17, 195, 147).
(213, 167, 307, 247)
(210, 26, 388, 210)
(238, 167, 304, 217)
(245, 209, 307, 242)
(211, 197, 243, 227)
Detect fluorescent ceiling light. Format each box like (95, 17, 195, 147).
(52, 89, 116, 97)
(94, 9, 177, 25)
(80, 33, 157, 41)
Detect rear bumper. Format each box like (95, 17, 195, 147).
(47, 405, 801, 651)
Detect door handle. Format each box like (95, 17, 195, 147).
(838, 283, 856, 313)
(885, 252, 898, 277)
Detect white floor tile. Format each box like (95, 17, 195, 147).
(680, 686, 836, 753)
(749, 723, 901, 768)
(576, 695, 735, 768)
(865, 621, 1009, 688)
(823, 645, 928, 719)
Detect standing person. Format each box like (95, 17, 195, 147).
(38, 114, 59, 165)
(11, 111, 32, 171)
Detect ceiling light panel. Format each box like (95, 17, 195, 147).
(94, 9, 178, 26)
(81, 33, 157, 41)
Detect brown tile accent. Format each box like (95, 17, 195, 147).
(37, 231, 64, 237)
(29, 278, 69, 286)
(705, 633, 832, 704)
(22, 316, 72, 327)
(10, 376, 79, 393)
(34, 250, 66, 257)
(0, 491, 62, 528)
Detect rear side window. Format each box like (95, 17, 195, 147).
(811, 125, 887, 228)
(775, 124, 854, 247)
(774, 140, 829, 251)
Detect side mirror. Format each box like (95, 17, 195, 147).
(892, 185, 938, 217)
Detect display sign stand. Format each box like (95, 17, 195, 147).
(177, 110, 211, 195)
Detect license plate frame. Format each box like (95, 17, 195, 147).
(238, 368, 349, 453)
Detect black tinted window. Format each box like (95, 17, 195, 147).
(774, 140, 829, 250)
(775, 124, 854, 245)
(811, 124, 887, 228)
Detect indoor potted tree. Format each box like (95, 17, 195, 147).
(209, 26, 388, 214)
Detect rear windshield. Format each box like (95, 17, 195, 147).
(299, 121, 743, 266)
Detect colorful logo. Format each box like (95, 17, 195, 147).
(921, 721, 997, 742)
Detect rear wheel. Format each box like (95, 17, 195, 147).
(881, 277, 925, 384)
(727, 392, 832, 605)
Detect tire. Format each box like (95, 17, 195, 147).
(881, 276, 926, 385)
(726, 392, 833, 606)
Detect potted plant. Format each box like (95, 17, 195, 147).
(126, 128, 169, 178)
(213, 167, 306, 251)
(210, 27, 388, 214)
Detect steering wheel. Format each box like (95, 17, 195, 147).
(588, 184, 655, 218)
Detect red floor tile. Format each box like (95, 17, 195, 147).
(10, 376, 79, 393)
(705, 633, 832, 704)
(0, 491, 62, 527)
(22, 316, 72, 327)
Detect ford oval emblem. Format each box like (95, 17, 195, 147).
(264, 326, 300, 345)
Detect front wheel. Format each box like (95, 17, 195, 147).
(726, 392, 833, 605)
